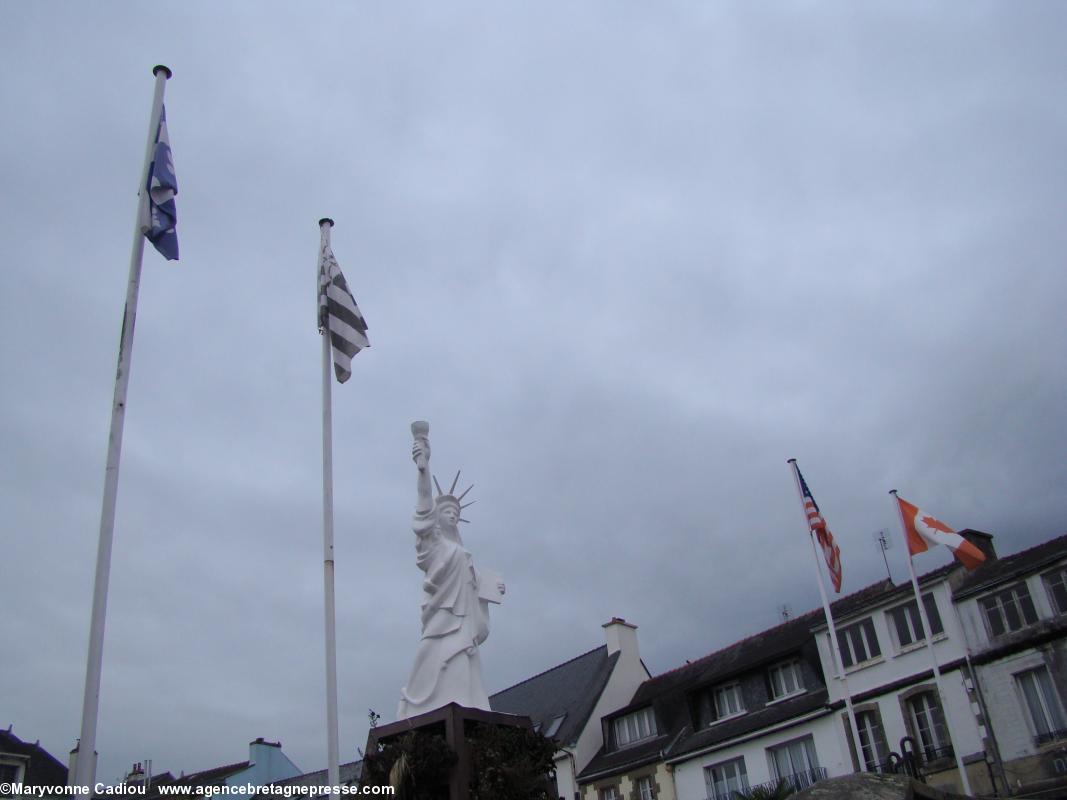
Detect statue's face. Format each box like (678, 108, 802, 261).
(438, 504, 459, 526)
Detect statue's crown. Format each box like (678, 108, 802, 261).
(433, 470, 476, 523)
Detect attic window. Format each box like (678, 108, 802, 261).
(694, 682, 745, 728)
(0, 762, 24, 785)
(713, 682, 744, 719)
(613, 706, 656, 748)
(543, 714, 566, 738)
(768, 660, 804, 700)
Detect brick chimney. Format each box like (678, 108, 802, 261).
(125, 762, 145, 788)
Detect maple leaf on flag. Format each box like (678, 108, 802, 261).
(921, 515, 954, 534)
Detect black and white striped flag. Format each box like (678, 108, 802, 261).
(318, 242, 369, 383)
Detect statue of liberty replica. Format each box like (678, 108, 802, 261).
(362, 423, 555, 799)
(398, 421, 505, 719)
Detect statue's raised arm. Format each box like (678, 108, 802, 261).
(411, 420, 432, 516)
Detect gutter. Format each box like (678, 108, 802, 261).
(965, 652, 1008, 796)
(577, 738, 671, 783)
(664, 707, 831, 765)
(578, 726, 689, 785)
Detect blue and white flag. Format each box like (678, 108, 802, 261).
(144, 105, 179, 260)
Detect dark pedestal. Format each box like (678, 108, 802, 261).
(365, 703, 534, 800)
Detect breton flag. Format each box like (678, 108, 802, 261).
(895, 495, 986, 570)
(143, 105, 179, 260)
(318, 241, 369, 383)
(794, 463, 843, 592)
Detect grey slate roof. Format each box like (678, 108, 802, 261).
(670, 688, 829, 760)
(489, 645, 620, 747)
(578, 568, 966, 782)
(953, 532, 1067, 599)
(271, 760, 362, 788)
(579, 608, 833, 780)
(0, 728, 68, 789)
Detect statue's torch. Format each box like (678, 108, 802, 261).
(411, 420, 429, 471)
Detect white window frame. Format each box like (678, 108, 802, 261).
(907, 691, 951, 758)
(837, 618, 881, 669)
(768, 660, 805, 700)
(598, 786, 620, 800)
(612, 706, 656, 748)
(635, 775, 655, 800)
(704, 756, 748, 800)
(1043, 567, 1067, 615)
(767, 735, 820, 787)
(1015, 666, 1067, 742)
(886, 593, 944, 651)
(713, 681, 745, 720)
(0, 759, 26, 797)
(981, 583, 1038, 638)
(855, 709, 890, 771)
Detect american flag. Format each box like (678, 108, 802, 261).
(794, 463, 843, 592)
(318, 239, 369, 383)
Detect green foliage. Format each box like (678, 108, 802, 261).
(360, 722, 555, 800)
(467, 723, 557, 800)
(732, 779, 795, 800)
(360, 731, 455, 800)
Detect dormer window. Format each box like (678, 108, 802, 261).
(0, 759, 25, 793)
(613, 706, 656, 748)
(694, 681, 746, 727)
(714, 682, 745, 719)
(768, 660, 805, 700)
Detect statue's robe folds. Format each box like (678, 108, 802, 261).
(397, 509, 492, 719)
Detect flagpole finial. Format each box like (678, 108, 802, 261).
(152, 65, 172, 79)
(319, 218, 335, 228)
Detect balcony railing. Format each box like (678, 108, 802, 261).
(745, 767, 828, 795)
(1034, 729, 1067, 746)
(916, 744, 955, 765)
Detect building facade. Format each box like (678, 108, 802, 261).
(575, 530, 1067, 799)
(953, 535, 1067, 796)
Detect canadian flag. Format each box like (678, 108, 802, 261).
(896, 495, 986, 570)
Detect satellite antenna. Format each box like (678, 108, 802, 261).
(873, 529, 893, 582)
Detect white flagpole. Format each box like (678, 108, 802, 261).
(889, 490, 972, 796)
(319, 219, 341, 790)
(787, 460, 865, 773)
(72, 65, 171, 792)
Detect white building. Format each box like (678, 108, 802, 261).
(810, 544, 992, 796)
(490, 618, 650, 800)
(579, 605, 849, 800)
(576, 529, 1038, 800)
(952, 533, 1067, 796)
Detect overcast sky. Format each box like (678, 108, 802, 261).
(3, 0, 1066, 787)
